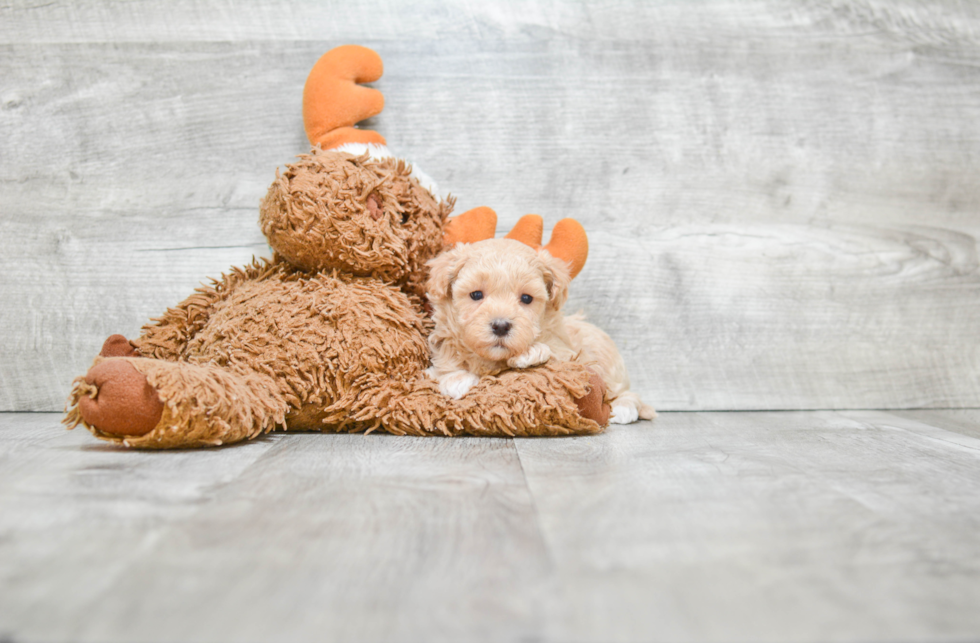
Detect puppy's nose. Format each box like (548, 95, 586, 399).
(491, 319, 512, 337)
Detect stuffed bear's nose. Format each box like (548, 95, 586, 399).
(366, 193, 383, 220)
(491, 319, 512, 337)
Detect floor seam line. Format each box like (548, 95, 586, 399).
(512, 440, 558, 574)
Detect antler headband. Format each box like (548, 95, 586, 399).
(444, 210, 588, 279)
(303, 45, 387, 150)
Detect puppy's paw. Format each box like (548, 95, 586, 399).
(507, 343, 552, 369)
(609, 404, 640, 425)
(438, 370, 480, 399)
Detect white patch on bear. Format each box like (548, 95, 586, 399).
(331, 143, 441, 199)
(332, 142, 393, 160)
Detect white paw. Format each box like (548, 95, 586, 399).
(609, 405, 640, 425)
(438, 371, 480, 399)
(507, 343, 552, 369)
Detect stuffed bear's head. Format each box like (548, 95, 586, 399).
(260, 150, 453, 299)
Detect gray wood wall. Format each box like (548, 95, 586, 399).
(2, 0, 979, 412)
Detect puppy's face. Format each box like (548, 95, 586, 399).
(427, 239, 570, 363)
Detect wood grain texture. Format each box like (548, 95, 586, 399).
(514, 410, 980, 642)
(3, 0, 980, 45)
(3, 410, 979, 641)
(0, 414, 550, 643)
(2, 1, 980, 410)
(892, 408, 980, 440)
(579, 223, 980, 410)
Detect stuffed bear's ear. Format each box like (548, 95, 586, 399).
(539, 249, 572, 311)
(426, 246, 469, 304)
(443, 207, 497, 247)
(303, 45, 387, 149)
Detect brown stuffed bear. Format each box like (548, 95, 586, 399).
(62, 45, 609, 448)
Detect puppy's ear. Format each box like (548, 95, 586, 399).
(539, 250, 572, 311)
(426, 246, 468, 304)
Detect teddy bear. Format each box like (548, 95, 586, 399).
(62, 45, 609, 448)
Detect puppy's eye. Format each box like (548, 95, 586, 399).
(470, 291, 484, 301)
(401, 211, 409, 224)
(520, 294, 533, 304)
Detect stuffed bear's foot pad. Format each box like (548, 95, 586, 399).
(574, 370, 611, 426)
(78, 360, 163, 437)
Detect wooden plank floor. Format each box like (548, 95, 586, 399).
(2, 410, 979, 642)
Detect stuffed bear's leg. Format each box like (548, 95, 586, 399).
(65, 358, 611, 446)
(72, 359, 164, 437)
(573, 369, 611, 426)
(65, 357, 288, 448)
(324, 360, 610, 438)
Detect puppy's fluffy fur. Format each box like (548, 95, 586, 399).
(426, 238, 655, 424)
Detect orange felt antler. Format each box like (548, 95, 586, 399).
(506, 215, 588, 279)
(303, 45, 387, 150)
(504, 213, 544, 247)
(443, 207, 498, 247)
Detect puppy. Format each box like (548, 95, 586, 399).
(425, 238, 655, 424)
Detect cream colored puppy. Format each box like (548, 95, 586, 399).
(425, 238, 655, 424)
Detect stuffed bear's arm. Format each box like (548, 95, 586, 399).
(346, 359, 608, 437)
(134, 259, 275, 361)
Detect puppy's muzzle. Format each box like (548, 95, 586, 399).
(491, 319, 512, 337)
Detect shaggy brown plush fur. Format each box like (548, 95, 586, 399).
(261, 151, 450, 304)
(63, 150, 606, 448)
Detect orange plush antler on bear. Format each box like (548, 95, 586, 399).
(303, 44, 387, 150)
